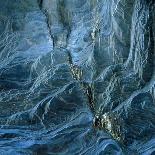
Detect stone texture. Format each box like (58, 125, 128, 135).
(0, 0, 154, 154)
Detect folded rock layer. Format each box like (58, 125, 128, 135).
(0, 0, 154, 154)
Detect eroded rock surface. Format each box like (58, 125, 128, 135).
(0, 0, 154, 154)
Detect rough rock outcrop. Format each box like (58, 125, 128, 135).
(0, 0, 154, 154)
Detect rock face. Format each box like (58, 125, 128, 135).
(0, 0, 154, 154)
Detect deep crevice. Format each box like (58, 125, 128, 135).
(67, 50, 95, 114)
(37, 0, 54, 48)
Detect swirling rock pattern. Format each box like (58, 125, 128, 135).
(0, 0, 154, 154)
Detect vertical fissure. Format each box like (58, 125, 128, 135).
(37, 0, 55, 48)
(67, 50, 95, 114)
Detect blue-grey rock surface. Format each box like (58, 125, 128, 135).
(0, 0, 154, 154)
